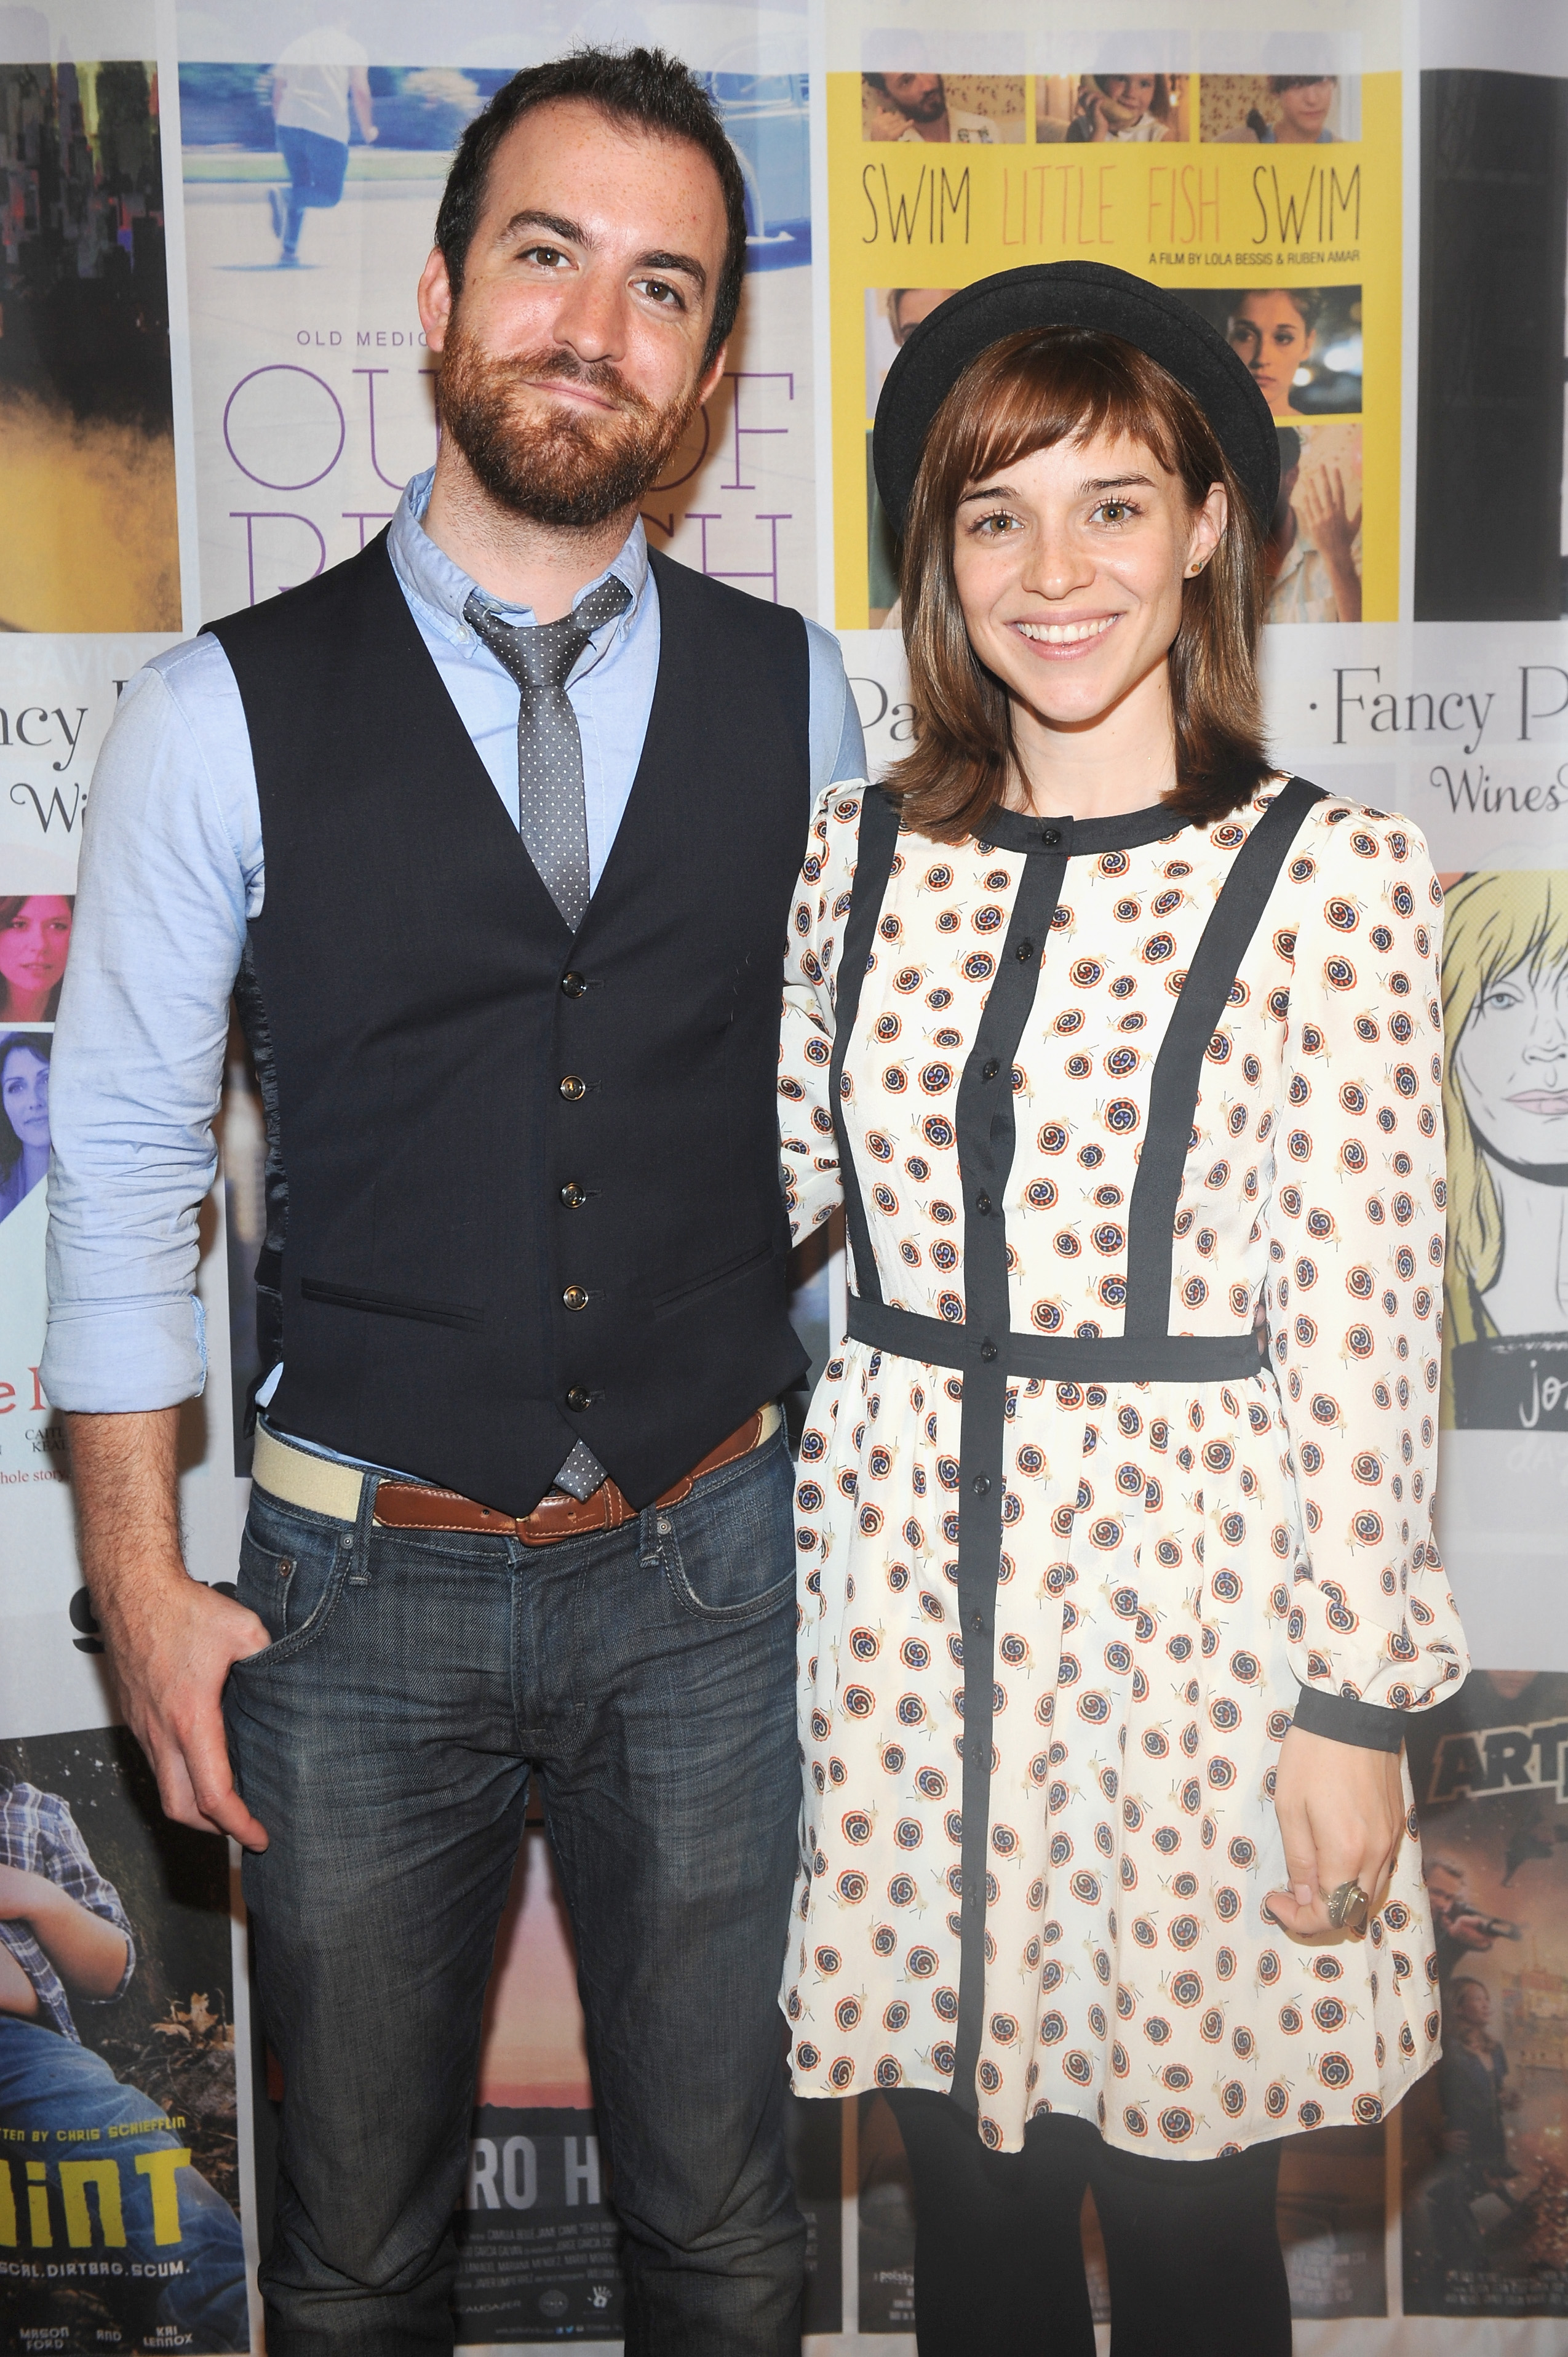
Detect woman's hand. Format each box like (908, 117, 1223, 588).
(1266, 1724, 1404, 1942)
(1295, 463, 1363, 622)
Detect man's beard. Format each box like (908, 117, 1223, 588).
(438, 317, 698, 530)
(895, 81, 947, 122)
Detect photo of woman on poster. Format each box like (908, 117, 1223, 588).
(1211, 75, 1345, 144)
(0, 1031, 50, 1227)
(1441, 869, 1568, 1429)
(1265, 423, 1362, 623)
(0, 894, 73, 1022)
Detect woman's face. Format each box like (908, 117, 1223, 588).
(1276, 78, 1334, 140)
(1, 1047, 49, 1150)
(0, 896, 71, 1008)
(1455, 959, 1568, 1168)
(1226, 292, 1311, 418)
(950, 428, 1224, 737)
(1455, 1982, 1493, 2030)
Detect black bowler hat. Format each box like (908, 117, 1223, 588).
(872, 261, 1280, 536)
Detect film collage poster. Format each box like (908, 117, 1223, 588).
(2, 0, 1568, 2348)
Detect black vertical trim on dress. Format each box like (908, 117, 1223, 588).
(829, 785, 904, 1311)
(949, 848, 1068, 2112)
(1123, 780, 1325, 1336)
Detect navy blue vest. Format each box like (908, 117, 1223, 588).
(208, 535, 811, 1514)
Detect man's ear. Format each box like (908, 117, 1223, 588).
(696, 340, 730, 409)
(418, 245, 454, 356)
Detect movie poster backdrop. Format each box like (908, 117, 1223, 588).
(4, 0, 1568, 2348)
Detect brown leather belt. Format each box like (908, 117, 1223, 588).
(370, 1405, 779, 1545)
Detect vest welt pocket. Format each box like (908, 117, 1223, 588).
(650, 1239, 774, 1318)
(300, 1277, 485, 1331)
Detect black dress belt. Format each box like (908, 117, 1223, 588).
(846, 1294, 1268, 1382)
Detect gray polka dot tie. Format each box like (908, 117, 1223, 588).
(466, 578, 632, 1506)
(466, 574, 632, 932)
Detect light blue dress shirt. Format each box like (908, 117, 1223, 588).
(41, 470, 866, 1414)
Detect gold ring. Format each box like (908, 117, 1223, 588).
(1326, 1879, 1370, 1934)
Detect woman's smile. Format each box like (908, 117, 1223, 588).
(1011, 612, 1120, 655)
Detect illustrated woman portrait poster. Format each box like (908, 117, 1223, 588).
(1442, 870, 1568, 1429)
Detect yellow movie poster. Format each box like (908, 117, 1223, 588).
(827, 68, 1396, 636)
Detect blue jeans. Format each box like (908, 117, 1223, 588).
(224, 1427, 803, 2355)
(276, 125, 349, 253)
(0, 2014, 250, 2348)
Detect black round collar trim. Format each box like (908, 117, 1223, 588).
(974, 802, 1193, 858)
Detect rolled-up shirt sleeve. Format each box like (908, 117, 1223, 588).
(41, 638, 260, 1411)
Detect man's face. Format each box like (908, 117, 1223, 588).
(418, 98, 731, 529)
(1428, 1867, 1464, 1918)
(882, 74, 947, 124)
(891, 287, 956, 345)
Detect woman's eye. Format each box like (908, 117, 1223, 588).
(1092, 500, 1135, 525)
(971, 509, 1020, 536)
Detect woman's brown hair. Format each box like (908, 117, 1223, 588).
(889, 325, 1272, 843)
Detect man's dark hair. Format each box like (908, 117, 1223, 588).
(436, 48, 748, 369)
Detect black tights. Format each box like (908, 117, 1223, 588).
(886, 2091, 1292, 2357)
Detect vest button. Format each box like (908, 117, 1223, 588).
(559, 1075, 586, 1101)
(562, 1285, 589, 1311)
(1040, 825, 1062, 847)
(559, 1181, 587, 1208)
(561, 972, 587, 997)
(976, 1192, 991, 1214)
(1014, 939, 1035, 963)
(565, 1386, 591, 1412)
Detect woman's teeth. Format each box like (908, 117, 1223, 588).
(1016, 616, 1116, 644)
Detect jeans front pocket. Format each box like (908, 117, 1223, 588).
(232, 1493, 354, 1669)
(660, 1432, 797, 1622)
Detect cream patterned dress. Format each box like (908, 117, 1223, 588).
(779, 777, 1468, 2158)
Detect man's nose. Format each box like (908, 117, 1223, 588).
(551, 266, 626, 365)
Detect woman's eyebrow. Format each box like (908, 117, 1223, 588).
(957, 471, 1159, 507)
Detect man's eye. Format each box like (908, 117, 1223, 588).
(522, 245, 570, 269)
(635, 278, 682, 307)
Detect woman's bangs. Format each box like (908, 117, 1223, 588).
(951, 336, 1187, 498)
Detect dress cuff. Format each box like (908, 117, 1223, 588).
(1292, 1683, 1407, 1753)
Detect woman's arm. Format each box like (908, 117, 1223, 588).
(1261, 802, 1467, 1931)
(779, 785, 864, 1242)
